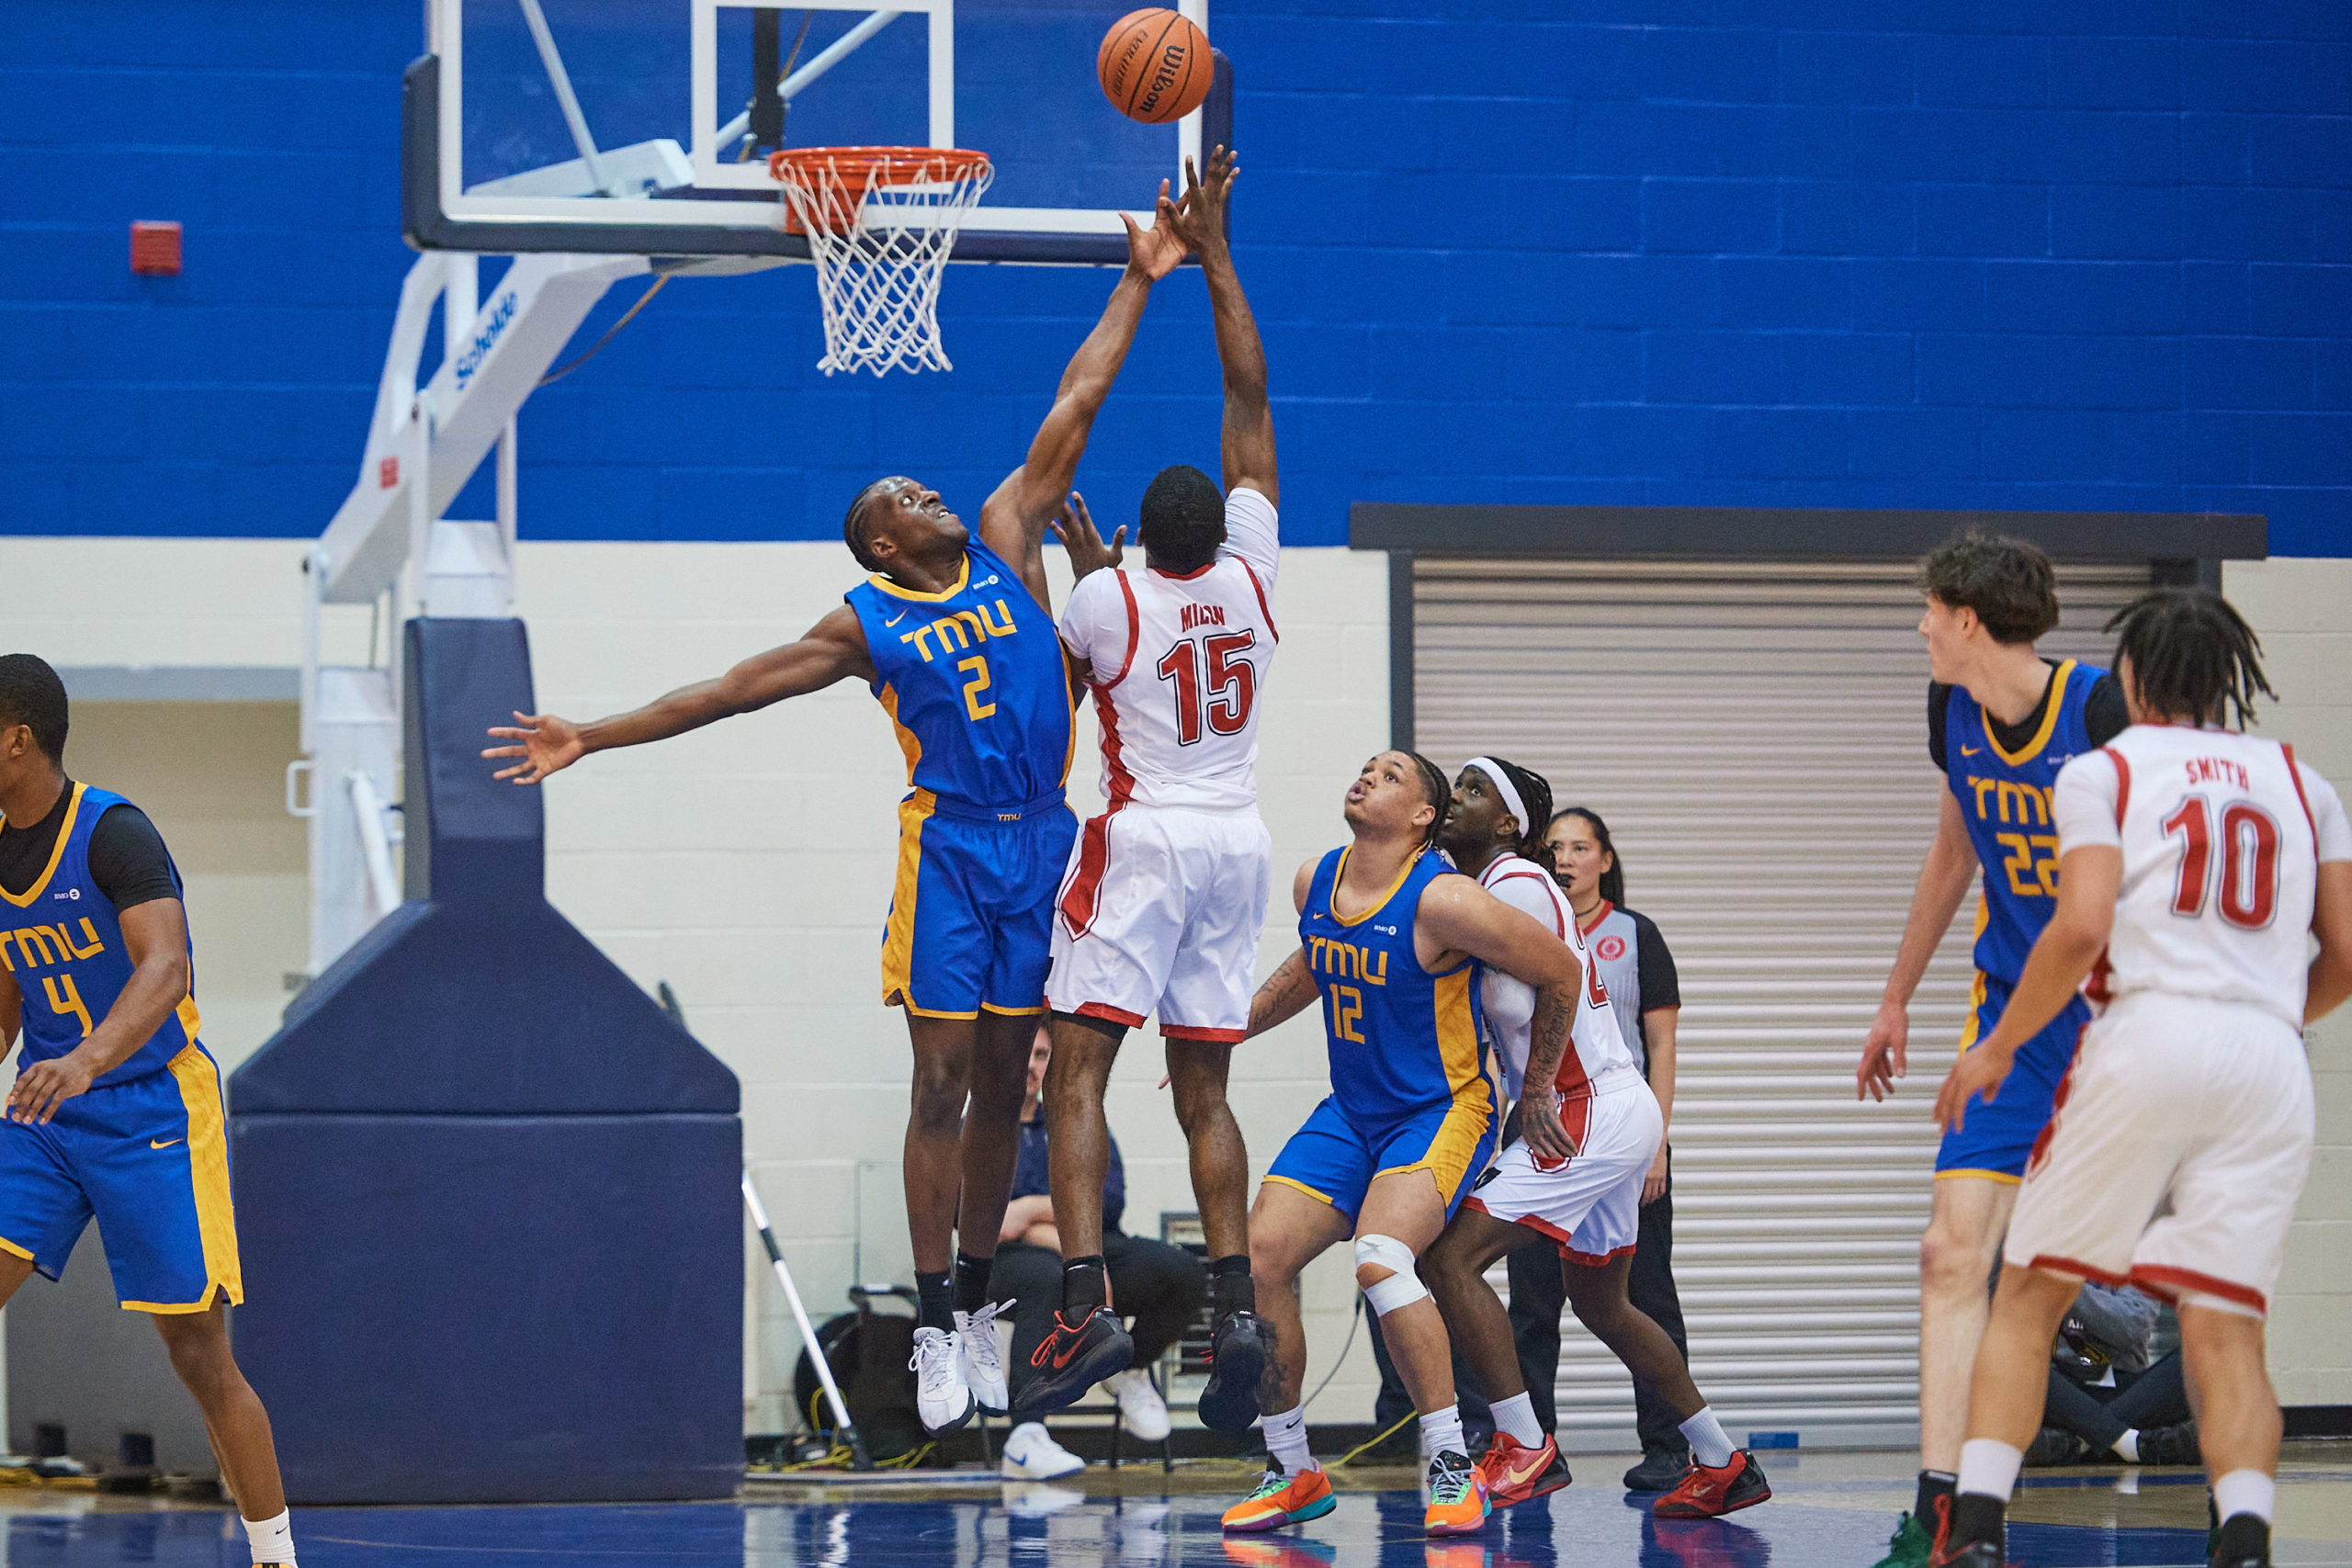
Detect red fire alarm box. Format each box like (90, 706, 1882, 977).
(130, 221, 182, 276)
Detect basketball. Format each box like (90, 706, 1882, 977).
(1097, 8, 1213, 125)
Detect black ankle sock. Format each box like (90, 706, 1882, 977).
(1916, 1469, 1957, 1527)
(914, 1269, 955, 1333)
(1209, 1255, 1254, 1324)
(1948, 1492, 2005, 1553)
(954, 1250, 994, 1315)
(1061, 1256, 1108, 1318)
(2211, 1512, 2269, 1562)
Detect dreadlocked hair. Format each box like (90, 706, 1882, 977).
(2104, 586, 2275, 730)
(1479, 756, 1555, 863)
(1550, 807, 1625, 907)
(1404, 751, 1453, 848)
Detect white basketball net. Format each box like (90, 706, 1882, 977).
(770, 148, 994, 378)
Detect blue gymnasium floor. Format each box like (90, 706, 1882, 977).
(5, 1449, 2349, 1566)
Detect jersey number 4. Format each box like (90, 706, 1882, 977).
(1156, 631, 1257, 746)
(2163, 793, 2281, 929)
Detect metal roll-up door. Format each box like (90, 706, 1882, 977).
(1412, 558, 2147, 1446)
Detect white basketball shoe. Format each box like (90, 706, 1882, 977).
(910, 1325, 977, 1435)
(1000, 1421, 1086, 1481)
(1103, 1366, 1170, 1442)
(956, 1301, 1011, 1416)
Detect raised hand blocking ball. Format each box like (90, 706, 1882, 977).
(1097, 8, 1213, 125)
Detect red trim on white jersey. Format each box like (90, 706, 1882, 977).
(2284, 741, 2317, 840)
(2102, 745, 2131, 828)
(1105, 572, 1142, 687)
(1148, 560, 1216, 581)
(1240, 558, 1279, 642)
(1072, 1000, 1146, 1029)
(1487, 868, 1568, 939)
(2127, 1262, 2267, 1314)
(1162, 1023, 1246, 1043)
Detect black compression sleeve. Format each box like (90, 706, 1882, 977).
(1629, 910, 1680, 1011)
(2084, 671, 2129, 748)
(86, 804, 181, 914)
(1928, 682, 1951, 773)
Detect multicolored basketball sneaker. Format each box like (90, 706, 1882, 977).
(1222, 1462, 1337, 1532)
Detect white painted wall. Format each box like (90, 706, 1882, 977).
(2223, 558, 2352, 1411)
(5, 536, 2346, 1436)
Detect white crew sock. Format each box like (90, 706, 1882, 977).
(1957, 1438, 2024, 1502)
(1678, 1406, 1734, 1470)
(243, 1509, 295, 1566)
(1419, 1404, 1466, 1461)
(1262, 1403, 1317, 1474)
(2111, 1428, 2141, 1462)
(1490, 1391, 1544, 1448)
(2212, 1469, 2276, 1525)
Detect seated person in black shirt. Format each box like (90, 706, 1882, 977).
(989, 1027, 1207, 1478)
(2025, 1281, 2198, 1467)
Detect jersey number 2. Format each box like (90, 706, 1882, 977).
(1328, 984, 1366, 1044)
(2162, 793, 2281, 930)
(1156, 631, 1256, 746)
(957, 655, 997, 721)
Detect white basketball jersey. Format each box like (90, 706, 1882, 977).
(1058, 486, 1279, 813)
(1476, 854, 1640, 1101)
(2053, 725, 2352, 1030)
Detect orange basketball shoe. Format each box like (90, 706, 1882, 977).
(1423, 1450, 1491, 1536)
(1222, 1462, 1337, 1532)
(1476, 1431, 1571, 1508)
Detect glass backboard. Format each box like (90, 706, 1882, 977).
(410, 0, 1224, 265)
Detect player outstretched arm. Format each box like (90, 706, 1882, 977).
(978, 191, 1188, 609)
(1860, 790, 1978, 1101)
(6, 897, 192, 1125)
(1931, 843, 2121, 1134)
(1416, 877, 1585, 1159)
(482, 606, 875, 784)
(2307, 859, 2352, 1022)
(1167, 147, 1274, 506)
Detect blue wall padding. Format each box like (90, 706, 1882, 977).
(231, 1113, 742, 1504)
(3, 2, 2348, 555)
(231, 618, 741, 1501)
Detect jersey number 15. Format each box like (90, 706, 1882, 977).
(1157, 631, 1256, 746)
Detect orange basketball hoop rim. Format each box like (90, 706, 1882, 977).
(766, 146, 993, 235)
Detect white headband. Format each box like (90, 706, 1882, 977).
(1462, 757, 1527, 840)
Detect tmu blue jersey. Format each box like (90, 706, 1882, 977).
(0, 783, 237, 1313)
(1942, 659, 2109, 987)
(845, 540, 1074, 815)
(1299, 846, 1491, 1128)
(1265, 845, 1498, 1221)
(2, 784, 199, 1086)
(1936, 660, 2106, 1182)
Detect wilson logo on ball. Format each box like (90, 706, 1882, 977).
(1097, 8, 1213, 126)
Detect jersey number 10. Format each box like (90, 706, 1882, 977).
(2162, 793, 2282, 930)
(1157, 631, 1257, 746)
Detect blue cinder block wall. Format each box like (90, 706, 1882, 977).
(2, 3, 2346, 555)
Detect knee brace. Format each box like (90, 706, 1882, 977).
(1354, 1234, 1429, 1317)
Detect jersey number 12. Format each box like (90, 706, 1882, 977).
(1157, 631, 1257, 746)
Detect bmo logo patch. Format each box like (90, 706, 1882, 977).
(1596, 934, 1626, 962)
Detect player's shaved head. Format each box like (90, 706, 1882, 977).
(1138, 464, 1227, 573)
(842, 478, 892, 570)
(0, 653, 69, 763)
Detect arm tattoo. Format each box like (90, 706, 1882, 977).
(1523, 983, 1573, 1099)
(1248, 949, 1317, 1038)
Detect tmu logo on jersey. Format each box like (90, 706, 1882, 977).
(1307, 935, 1389, 987)
(0, 919, 107, 973)
(897, 601, 1021, 662)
